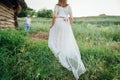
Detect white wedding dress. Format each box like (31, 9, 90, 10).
(48, 5, 86, 80)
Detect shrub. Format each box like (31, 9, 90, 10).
(0, 29, 26, 55)
(37, 9, 53, 18)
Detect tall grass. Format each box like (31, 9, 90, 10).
(0, 17, 120, 80)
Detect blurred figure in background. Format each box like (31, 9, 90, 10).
(24, 14, 31, 34)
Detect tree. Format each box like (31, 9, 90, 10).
(17, 7, 35, 17)
(37, 9, 53, 18)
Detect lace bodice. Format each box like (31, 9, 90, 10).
(54, 5, 72, 17)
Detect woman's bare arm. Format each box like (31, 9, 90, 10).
(51, 17, 56, 27)
(69, 12, 73, 26)
(51, 11, 58, 28)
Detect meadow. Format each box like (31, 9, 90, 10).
(0, 16, 120, 80)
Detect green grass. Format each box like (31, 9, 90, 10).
(0, 16, 120, 80)
(74, 16, 120, 26)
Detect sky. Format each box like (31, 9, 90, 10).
(25, 0, 120, 17)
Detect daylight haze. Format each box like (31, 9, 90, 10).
(25, 0, 120, 17)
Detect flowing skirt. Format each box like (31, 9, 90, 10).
(48, 18, 86, 79)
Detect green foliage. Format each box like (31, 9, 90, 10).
(112, 31, 120, 41)
(0, 29, 26, 55)
(16, 40, 74, 80)
(74, 16, 120, 26)
(0, 29, 28, 79)
(37, 9, 53, 18)
(1, 17, 120, 80)
(18, 8, 53, 18)
(17, 8, 27, 17)
(79, 47, 120, 80)
(18, 7, 35, 17)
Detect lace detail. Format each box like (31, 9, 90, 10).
(48, 5, 86, 79)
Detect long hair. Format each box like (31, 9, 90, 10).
(57, 0, 68, 7)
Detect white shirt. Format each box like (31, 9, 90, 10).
(24, 17, 31, 25)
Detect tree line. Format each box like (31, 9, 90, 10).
(18, 7, 53, 18)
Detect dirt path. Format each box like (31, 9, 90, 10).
(29, 32, 48, 40)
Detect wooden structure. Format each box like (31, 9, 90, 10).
(0, 0, 27, 28)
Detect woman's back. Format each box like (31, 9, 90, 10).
(54, 5, 72, 17)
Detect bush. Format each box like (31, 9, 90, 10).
(0, 29, 28, 79)
(18, 7, 35, 17)
(37, 9, 53, 18)
(0, 29, 26, 55)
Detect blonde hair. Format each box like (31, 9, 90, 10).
(57, 0, 68, 7)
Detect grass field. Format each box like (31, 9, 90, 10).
(0, 16, 120, 80)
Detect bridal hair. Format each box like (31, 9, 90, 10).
(57, 0, 68, 7)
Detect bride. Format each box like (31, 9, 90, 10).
(48, 0, 86, 79)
